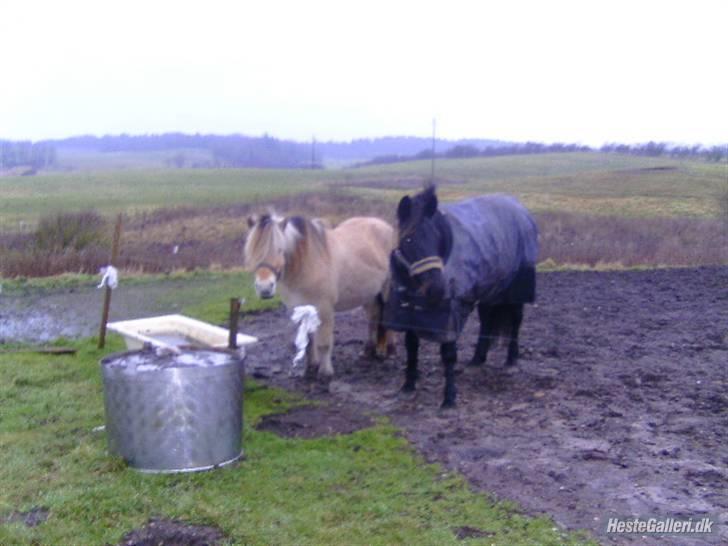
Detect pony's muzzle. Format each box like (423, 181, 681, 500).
(254, 278, 276, 299)
(415, 270, 446, 305)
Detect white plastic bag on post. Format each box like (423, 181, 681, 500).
(97, 265, 119, 290)
(290, 305, 320, 375)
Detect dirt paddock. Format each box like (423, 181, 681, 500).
(243, 267, 727, 545)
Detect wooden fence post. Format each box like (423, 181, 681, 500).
(228, 298, 241, 350)
(98, 214, 123, 349)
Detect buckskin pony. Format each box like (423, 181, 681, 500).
(384, 186, 538, 407)
(244, 213, 394, 380)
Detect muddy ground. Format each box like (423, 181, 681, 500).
(115, 517, 225, 546)
(2, 267, 726, 545)
(242, 267, 727, 545)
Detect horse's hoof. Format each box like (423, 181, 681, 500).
(439, 400, 457, 412)
(309, 373, 331, 393)
(362, 342, 377, 360)
(398, 387, 417, 401)
(303, 366, 319, 382)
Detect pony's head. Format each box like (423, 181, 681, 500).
(394, 185, 453, 306)
(244, 213, 298, 298)
(244, 213, 328, 299)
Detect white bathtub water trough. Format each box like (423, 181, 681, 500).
(107, 314, 258, 351)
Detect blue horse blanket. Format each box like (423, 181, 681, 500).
(384, 194, 538, 342)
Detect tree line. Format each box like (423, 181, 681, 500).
(46, 133, 313, 168)
(0, 141, 56, 170)
(1, 134, 725, 171)
(599, 142, 726, 161)
(358, 140, 726, 167)
(47, 133, 507, 167)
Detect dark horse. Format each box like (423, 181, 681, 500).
(383, 186, 538, 408)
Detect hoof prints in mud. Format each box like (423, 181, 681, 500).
(256, 404, 374, 438)
(117, 518, 225, 546)
(1, 507, 49, 528)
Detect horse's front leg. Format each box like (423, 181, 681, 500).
(362, 300, 381, 359)
(316, 307, 335, 379)
(441, 341, 458, 408)
(401, 330, 419, 392)
(363, 297, 395, 360)
(303, 333, 319, 381)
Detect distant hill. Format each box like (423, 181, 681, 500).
(316, 136, 511, 164)
(40, 133, 511, 169)
(49, 133, 311, 169)
(3, 133, 724, 172)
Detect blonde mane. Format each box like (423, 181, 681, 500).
(244, 214, 329, 278)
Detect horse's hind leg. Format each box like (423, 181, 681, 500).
(401, 330, 419, 392)
(441, 341, 458, 408)
(303, 334, 319, 381)
(363, 296, 394, 360)
(374, 295, 396, 358)
(382, 328, 396, 358)
(506, 304, 524, 367)
(362, 300, 381, 359)
(468, 303, 493, 367)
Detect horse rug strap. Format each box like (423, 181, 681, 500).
(408, 256, 444, 276)
(392, 249, 444, 277)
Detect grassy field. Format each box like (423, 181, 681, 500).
(349, 153, 727, 218)
(2, 153, 726, 232)
(0, 168, 339, 231)
(0, 336, 594, 545)
(1, 153, 726, 277)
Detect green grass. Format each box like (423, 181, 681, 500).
(0, 168, 340, 231)
(2, 153, 725, 231)
(0, 337, 594, 545)
(165, 270, 281, 321)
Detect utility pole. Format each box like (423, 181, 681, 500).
(311, 136, 317, 169)
(430, 118, 437, 183)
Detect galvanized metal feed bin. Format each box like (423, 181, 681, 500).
(100, 347, 245, 473)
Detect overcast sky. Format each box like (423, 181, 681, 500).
(1, 0, 726, 146)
